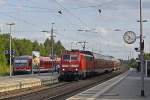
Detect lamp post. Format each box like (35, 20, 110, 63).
(139, 0, 145, 97)
(6, 23, 15, 77)
(51, 23, 55, 75)
(42, 23, 55, 74)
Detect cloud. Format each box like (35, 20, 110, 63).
(3, 0, 148, 59)
(56, 0, 117, 8)
(94, 27, 109, 37)
(0, 0, 6, 7)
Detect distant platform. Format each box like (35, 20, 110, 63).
(67, 70, 150, 100)
(0, 72, 59, 93)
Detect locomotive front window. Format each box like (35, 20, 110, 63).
(63, 55, 70, 61)
(71, 55, 78, 60)
(14, 60, 28, 67)
(63, 54, 78, 61)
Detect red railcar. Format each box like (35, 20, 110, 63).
(13, 56, 54, 73)
(58, 50, 120, 81)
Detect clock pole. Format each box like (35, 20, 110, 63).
(123, 0, 145, 97)
(139, 0, 145, 97)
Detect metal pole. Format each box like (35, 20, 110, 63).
(139, 0, 145, 97)
(149, 41, 150, 53)
(9, 25, 12, 77)
(51, 23, 55, 75)
(83, 41, 86, 51)
(78, 41, 88, 51)
(145, 60, 147, 77)
(6, 23, 15, 77)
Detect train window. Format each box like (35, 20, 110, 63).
(90, 57, 93, 61)
(63, 55, 70, 60)
(71, 55, 78, 60)
(14, 63, 27, 67)
(86, 56, 89, 61)
(86, 56, 93, 61)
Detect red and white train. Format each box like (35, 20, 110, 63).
(13, 56, 60, 73)
(58, 50, 121, 81)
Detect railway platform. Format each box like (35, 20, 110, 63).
(67, 70, 150, 100)
(0, 72, 59, 93)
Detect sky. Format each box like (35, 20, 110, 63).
(0, 0, 150, 60)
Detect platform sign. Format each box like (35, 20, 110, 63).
(5, 50, 16, 55)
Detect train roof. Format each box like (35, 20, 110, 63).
(65, 50, 93, 56)
(64, 50, 119, 61)
(15, 55, 60, 61)
(93, 53, 115, 60)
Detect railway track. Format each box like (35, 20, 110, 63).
(0, 70, 125, 100)
(0, 82, 69, 100)
(44, 71, 122, 100)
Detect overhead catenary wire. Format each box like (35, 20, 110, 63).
(1, 2, 79, 33)
(0, 0, 127, 54)
(0, 11, 57, 13)
(0, 12, 41, 29)
(6, 0, 117, 11)
(0, 0, 120, 38)
(0, 4, 86, 32)
(52, 0, 119, 32)
(6, 3, 56, 11)
(53, 0, 92, 29)
(3, 0, 119, 29)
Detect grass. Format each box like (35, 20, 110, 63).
(0, 65, 9, 76)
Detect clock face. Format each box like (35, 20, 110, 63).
(123, 31, 136, 44)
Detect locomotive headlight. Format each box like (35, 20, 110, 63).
(75, 68, 78, 71)
(62, 68, 65, 71)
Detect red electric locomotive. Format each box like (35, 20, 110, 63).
(58, 50, 120, 81)
(13, 56, 53, 73)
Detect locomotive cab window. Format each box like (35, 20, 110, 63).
(63, 54, 79, 61)
(71, 55, 78, 60)
(63, 55, 70, 61)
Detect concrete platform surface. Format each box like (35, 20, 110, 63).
(67, 71, 150, 100)
(0, 72, 59, 92)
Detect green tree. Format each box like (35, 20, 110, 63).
(144, 53, 150, 60)
(32, 41, 40, 51)
(54, 40, 65, 56)
(0, 33, 65, 67)
(0, 41, 7, 65)
(44, 38, 53, 56)
(128, 58, 138, 68)
(39, 43, 47, 56)
(14, 39, 33, 55)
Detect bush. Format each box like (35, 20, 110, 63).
(0, 65, 9, 76)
